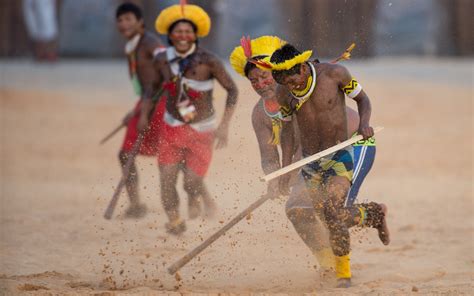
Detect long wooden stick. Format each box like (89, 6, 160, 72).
(100, 123, 125, 145)
(166, 126, 384, 274)
(103, 133, 144, 220)
(263, 126, 384, 182)
(167, 194, 272, 274)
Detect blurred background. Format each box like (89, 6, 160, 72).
(0, 1, 473, 294)
(1, 0, 472, 60)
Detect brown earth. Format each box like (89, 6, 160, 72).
(0, 59, 472, 295)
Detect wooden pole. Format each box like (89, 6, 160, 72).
(99, 123, 125, 145)
(103, 132, 144, 220)
(166, 127, 384, 274)
(263, 127, 384, 182)
(167, 194, 271, 274)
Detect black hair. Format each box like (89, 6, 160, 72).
(270, 44, 302, 83)
(244, 55, 267, 77)
(116, 2, 143, 20)
(167, 19, 198, 46)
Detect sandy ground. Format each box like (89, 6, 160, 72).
(0, 58, 473, 295)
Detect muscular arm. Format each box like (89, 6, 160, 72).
(210, 55, 238, 124)
(136, 36, 165, 131)
(210, 54, 239, 148)
(274, 84, 296, 167)
(251, 103, 280, 175)
(275, 85, 296, 194)
(334, 64, 374, 139)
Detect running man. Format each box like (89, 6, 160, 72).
(230, 36, 379, 276)
(153, 3, 238, 234)
(115, 3, 166, 218)
(253, 42, 390, 287)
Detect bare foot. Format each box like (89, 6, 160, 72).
(165, 219, 186, 235)
(188, 196, 202, 220)
(125, 203, 147, 219)
(378, 203, 390, 245)
(336, 278, 351, 288)
(202, 196, 217, 219)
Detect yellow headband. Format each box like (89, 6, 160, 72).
(155, 4, 211, 37)
(229, 35, 286, 76)
(254, 50, 313, 71)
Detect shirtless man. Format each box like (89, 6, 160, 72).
(115, 3, 166, 218)
(153, 3, 238, 234)
(230, 36, 381, 276)
(254, 43, 390, 287)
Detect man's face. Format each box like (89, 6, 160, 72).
(116, 12, 143, 39)
(169, 22, 197, 53)
(276, 64, 309, 92)
(248, 67, 276, 99)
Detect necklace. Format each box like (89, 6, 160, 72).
(290, 62, 316, 101)
(262, 98, 282, 119)
(291, 62, 317, 111)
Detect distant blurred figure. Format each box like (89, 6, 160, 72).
(115, 2, 166, 218)
(22, 0, 59, 61)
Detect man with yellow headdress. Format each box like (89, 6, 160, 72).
(230, 36, 383, 285)
(153, 2, 238, 234)
(252, 42, 390, 287)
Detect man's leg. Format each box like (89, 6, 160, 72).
(183, 168, 216, 219)
(286, 208, 334, 269)
(159, 163, 186, 234)
(286, 177, 334, 271)
(118, 150, 147, 218)
(345, 145, 376, 206)
(322, 175, 390, 287)
(320, 175, 353, 287)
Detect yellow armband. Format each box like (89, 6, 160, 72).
(342, 78, 362, 99)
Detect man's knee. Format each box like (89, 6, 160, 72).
(183, 178, 198, 196)
(118, 150, 129, 165)
(183, 170, 204, 195)
(325, 176, 350, 206)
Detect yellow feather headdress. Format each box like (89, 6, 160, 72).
(155, 2, 211, 37)
(253, 50, 313, 72)
(229, 35, 286, 76)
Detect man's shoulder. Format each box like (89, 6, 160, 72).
(141, 31, 165, 55)
(195, 47, 220, 63)
(142, 31, 163, 45)
(251, 99, 270, 128)
(316, 62, 348, 79)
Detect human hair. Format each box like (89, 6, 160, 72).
(116, 2, 143, 20)
(270, 44, 302, 83)
(244, 55, 267, 77)
(167, 19, 199, 45)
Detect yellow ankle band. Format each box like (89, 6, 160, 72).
(335, 253, 351, 279)
(358, 206, 367, 226)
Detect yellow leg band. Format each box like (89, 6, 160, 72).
(314, 247, 336, 270)
(358, 206, 367, 226)
(335, 253, 352, 279)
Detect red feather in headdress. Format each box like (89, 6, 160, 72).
(180, 0, 187, 15)
(248, 59, 273, 70)
(240, 35, 252, 59)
